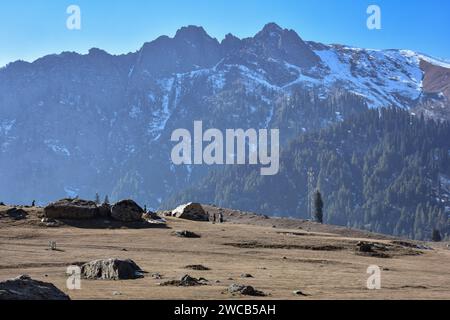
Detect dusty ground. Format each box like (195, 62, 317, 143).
(0, 204, 450, 300)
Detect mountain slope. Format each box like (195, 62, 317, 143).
(0, 23, 449, 208)
(166, 108, 450, 240)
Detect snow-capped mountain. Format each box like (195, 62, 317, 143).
(0, 23, 449, 206)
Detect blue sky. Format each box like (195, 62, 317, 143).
(1, 0, 449, 67)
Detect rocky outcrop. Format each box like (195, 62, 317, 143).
(6, 208, 28, 220)
(160, 274, 208, 287)
(111, 200, 144, 222)
(44, 198, 99, 220)
(228, 283, 266, 296)
(0, 275, 70, 300)
(172, 230, 201, 238)
(171, 203, 209, 221)
(81, 258, 144, 280)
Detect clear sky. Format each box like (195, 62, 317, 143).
(1, 0, 449, 67)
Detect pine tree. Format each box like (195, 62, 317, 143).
(103, 195, 110, 205)
(314, 190, 324, 224)
(432, 229, 442, 242)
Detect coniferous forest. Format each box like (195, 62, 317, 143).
(166, 108, 450, 240)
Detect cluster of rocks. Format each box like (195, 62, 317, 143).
(355, 241, 394, 258)
(43, 198, 151, 223)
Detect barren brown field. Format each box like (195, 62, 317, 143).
(1, 204, 449, 300)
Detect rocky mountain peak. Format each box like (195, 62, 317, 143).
(174, 25, 215, 43)
(256, 22, 284, 37)
(252, 22, 320, 68)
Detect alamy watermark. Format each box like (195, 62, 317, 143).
(367, 5, 382, 30)
(366, 265, 381, 290)
(66, 5, 81, 30)
(66, 265, 81, 290)
(171, 121, 280, 176)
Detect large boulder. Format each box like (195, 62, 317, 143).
(98, 203, 111, 218)
(6, 208, 28, 220)
(44, 198, 99, 220)
(81, 258, 144, 280)
(0, 275, 70, 300)
(111, 200, 144, 222)
(171, 203, 209, 221)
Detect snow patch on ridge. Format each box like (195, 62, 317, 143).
(45, 139, 71, 157)
(312, 46, 424, 109)
(147, 78, 176, 141)
(0, 119, 16, 136)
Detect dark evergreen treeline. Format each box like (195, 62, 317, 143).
(165, 108, 450, 240)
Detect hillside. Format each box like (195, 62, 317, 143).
(166, 108, 450, 240)
(0, 203, 449, 300)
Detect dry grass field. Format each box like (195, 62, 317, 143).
(1, 204, 449, 300)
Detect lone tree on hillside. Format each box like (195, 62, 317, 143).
(432, 229, 442, 242)
(314, 190, 324, 224)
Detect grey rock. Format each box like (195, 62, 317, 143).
(185, 265, 210, 271)
(0, 275, 70, 300)
(44, 198, 99, 220)
(6, 208, 28, 220)
(160, 274, 207, 287)
(228, 284, 266, 296)
(81, 258, 144, 280)
(172, 230, 201, 238)
(293, 290, 308, 296)
(240, 273, 253, 278)
(111, 200, 144, 222)
(171, 203, 209, 221)
(357, 241, 374, 253)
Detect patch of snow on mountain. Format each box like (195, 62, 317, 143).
(282, 62, 321, 88)
(233, 64, 280, 92)
(0, 119, 16, 136)
(44, 139, 71, 157)
(209, 72, 226, 91)
(148, 78, 175, 140)
(314, 47, 424, 108)
(403, 50, 450, 69)
(129, 105, 142, 118)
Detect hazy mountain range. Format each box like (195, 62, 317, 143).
(1, 22, 449, 213)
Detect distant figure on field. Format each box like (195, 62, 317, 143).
(219, 212, 224, 223)
(144, 205, 147, 213)
(31, 200, 35, 207)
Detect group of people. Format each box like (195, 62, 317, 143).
(209, 212, 224, 224)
